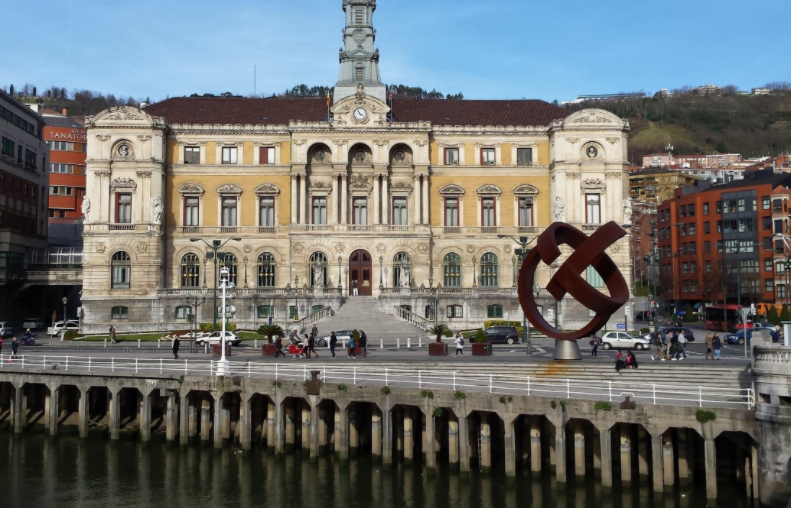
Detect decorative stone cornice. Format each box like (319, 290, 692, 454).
(217, 184, 243, 195)
(178, 183, 205, 195)
(255, 183, 281, 195)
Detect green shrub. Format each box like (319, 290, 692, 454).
(352, 329, 360, 341)
(432, 408, 443, 418)
(454, 391, 466, 399)
(200, 322, 237, 332)
(550, 400, 557, 409)
(258, 324, 284, 343)
(499, 396, 512, 404)
(781, 305, 791, 323)
(695, 410, 716, 423)
(428, 324, 451, 343)
(63, 330, 79, 341)
(767, 307, 781, 326)
(684, 303, 695, 323)
(559, 400, 566, 407)
(594, 402, 613, 411)
(380, 386, 391, 395)
(421, 390, 435, 399)
(639, 327, 650, 334)
(474, 329, 487, 344)
(337, 385, 348, 392)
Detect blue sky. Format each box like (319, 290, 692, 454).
(1, 0, 788, 102)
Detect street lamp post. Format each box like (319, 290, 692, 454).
(216, 266, 236, 376)
(497, 234, 536, 355)
(190, 238, 241, 333)
(62, 296, 68, 323)
(186, 288, 209, 354)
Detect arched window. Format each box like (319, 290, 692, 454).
(181, 253, 201, 288)
(257, 253, 276, 287)
(444, 252, 462, 287)
(309, 252, 328, 287)
(480, 252, 499, 287)
(393, 252, 412, 287)
(221, 253, 238, 286)
(487, 305, 504, 318)
(111, 251, 131, 289)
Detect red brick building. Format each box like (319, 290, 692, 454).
(42, 109, 86, 219)
(656, 169, 791, 310)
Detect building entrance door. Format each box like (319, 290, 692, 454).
(349, 249, 373, 296)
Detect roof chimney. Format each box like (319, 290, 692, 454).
(61, 108, 68, 116)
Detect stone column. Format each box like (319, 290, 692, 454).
(704, 437, 717, 500)
(341, 176, 348, 225)
(750, 441, 760, 501)
(310, 398, 320, 459)
(662, 432, 674, 486)
(651, 433, 664, 493)
(373, 176, 380, 225)
(334, 406, 342, 454)
(620, 424, 632, 483)
(332, 177, 339, 224)
(48, 386, 58, 436)
(504, 417, 516, 477)
(213, 397, 223, 449)
(275, 399, 285, 454)
(422, 175, 429, 224)
(382, 407, 393, 465)
(200, 399, 211, 443)
(349, 408, 359, 454)
(318, 407, 327, 448)
(302, 406, 311, 450)
(267, 400, 276, 448)
(425, 410, 437, 470)
(179, 394, 189, 445)
(381, 177, 389, 225)
(530, 417, 542, 472)
(555, 423, 567, 482)
(140, 392, 152, 442)
(12, 385, 24, 434)
(395, 407, 404, 455)
(678, 429, 690, 482)
(403, 408, 414, 462)
(480, 413, 492, 471)
(299, 176, 307, 225)
(371, 409, 382, 458)
(414, 177, 421, 225)
(459, 413, 471, 473)
(592, 428, 601, 471)
(574, 422, 586, 477)
(240, 397, 252, 451)
(291, 175, 298, 224)
(109, 389, 120, 441)
(166, 392, 178, 443)
(78, 388, 88, 439)
(338, 405, 349, 460)
(637, 427, 649, 477)
(448, 417, 459, 465)
(600, 426, 613, 488)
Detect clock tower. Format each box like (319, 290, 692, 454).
(334, 0, 387, 104)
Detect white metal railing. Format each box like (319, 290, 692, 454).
(0, 354, 753, 410)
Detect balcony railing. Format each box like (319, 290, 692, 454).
(379, 286, 517, 296)
(395, 306, 430, 330)
(85, 223, 155, 233)
(157, 287, 343, 298)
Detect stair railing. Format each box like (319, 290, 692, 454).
(394, 306, 430, 330)
(295, 306, 333, 333)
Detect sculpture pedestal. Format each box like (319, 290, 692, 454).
(554, 340, 582, 361)
(400, 287, 411, 295)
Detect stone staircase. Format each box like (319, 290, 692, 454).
(312, 296, 428, 343)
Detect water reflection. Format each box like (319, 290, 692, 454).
(0, 434, 751, 508)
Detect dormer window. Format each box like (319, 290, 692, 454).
(355, 9, 364, 24)
(355, 67, 364, 81)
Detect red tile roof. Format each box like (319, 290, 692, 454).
(143, 97, 569, 127)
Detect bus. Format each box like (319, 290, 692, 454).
(705, 304, 751, 332)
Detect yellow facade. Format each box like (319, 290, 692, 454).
(281, 142, 291, 165)
(205, 142, 216, 166)
(501, 143, 512, 166)
(243, 142, 254, 165)
(537, 143, 550, 166)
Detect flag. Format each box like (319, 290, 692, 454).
(326, 91, 331, 106)
(388, 91, 393, 103)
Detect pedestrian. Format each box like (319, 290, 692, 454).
(712, 333, 722, 360)
(678, 332, 688, 360)
(275, 335, 285, 358)
(0, 336, 3, 355)
(330, 332, 338, 358)
(172, 336, 180, 359)
(670, 331, 681, 360)
(352, 280, 359, 296)
(705, 333, 714, 360)
(110, 325, 117, 344)
(360, 331, 367, 358)
(590, 331, 601, 356)
(348, 333, 357, 359)
(615, 349, 625, 372)
(454, 333, 464, 357)
(308, 332, 318, 358)
(11, 337, 19, 358)
(626, 351, 638, 369)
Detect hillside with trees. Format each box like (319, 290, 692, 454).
(6, 83, 141, 117)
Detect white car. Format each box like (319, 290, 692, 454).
(22, 318, 46, 330)
(195, 331, 242, 347)
(600, 331, 651, 351)
(0, 322, 13, 338)
(47, 320, 81, 335)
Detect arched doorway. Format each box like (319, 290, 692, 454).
(349, 249, 373, 296)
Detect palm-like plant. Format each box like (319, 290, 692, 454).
(258, 324, 285, 344)
(428, 324, 451, 343)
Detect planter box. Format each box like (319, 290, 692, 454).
(262, 344, 277, 357)
(212, 343, 232, 357)
(471, 342, 493, 356)
(428, 342, 448, 356)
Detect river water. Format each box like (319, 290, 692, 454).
(0, 434, 751, 508)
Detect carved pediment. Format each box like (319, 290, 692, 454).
(179, 183, 205, 195)
(562, 109, 625, 129)
(582, 178, 606, 190)
(439, 184, 465, 195)
(390, 181, 413, 194)
(390, 149, 413, 167)
(514, 184, 539, 195)
(309, 181, 333, 192)
(349, 174, 371, 189)
(110, 178, 137, 191)
(477, 184, 502, 195)
(255, 183, 280, 195)
(217, 184, 243, 195)
(91, 106, 152, 124)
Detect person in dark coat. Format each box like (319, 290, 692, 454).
(275, 335, 285, 358)
(308, 332, 318, 358)
(360, 331, 368, 358)
(11, 337, 19, 358)
(330, 332, 338, 358)
(172, 336, 180, 359)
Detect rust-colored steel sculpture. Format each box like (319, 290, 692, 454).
(518, 221, 629, 341)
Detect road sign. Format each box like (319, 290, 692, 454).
(641, 302, 647, 309)
(546, 309, 554, 320)
(624, 306, 631, 316)
(616, 323, 626, 330)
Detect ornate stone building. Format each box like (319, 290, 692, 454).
(80, 0, 632, 332)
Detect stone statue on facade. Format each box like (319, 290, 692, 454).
(400, 259, 411, 287)
(313, 258, 324, 287)
(552, 196, 565, 221)
(153, 196, 163, 224)
(81, 198, 91, 222)
(623, 196, 633, 224)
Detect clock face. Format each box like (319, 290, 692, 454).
(353, 107, 368, 121)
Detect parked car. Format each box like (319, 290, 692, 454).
(600, 331, 652, 350)
(644, 326, 696, 343)
(195, 330, 242, 347)
(47, 320, 81, 335)
(483, 326, 520, 344)
(22, 318, 46, 330)
(0, 322, 14, 338)
(315, 330, 366, 348)
(725, 328, 778, 345)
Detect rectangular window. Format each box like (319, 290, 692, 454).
(260, 147, 275, 165)
(703, 221, 710, 234)
(481, 197, 496, 227)
(763, 217, 772, 230)
(176, 307, 191, 319)
(717, 221, 722, 234)
(184, 146, 200, 164)
(765, 259, 774, 272)
(778, 284, 787, 300)
(355, 8, 364, 23)
(312, 197, 327, 225)
(764, 237, 772, 250)
(259, 197, 275, 227)
(519, 197, 533, 227)
(444, 148, 459, 165)
(680, 205, 686, 218)
(680, 224, 687, 237)
(1, 137, 13, 156)
(49, 186, 74, 196)
(688, 223, 696, 235)
(586, 266, 604, 288)
(705, 261, 712, 273)
(221, 197, 237, 226)
(517, 148, 533, 166)
(112, 264, 130, 289)
(766, 279, 774, 292)
(774, 199, 783, 212)
(762, 196, 771, 210)
(776, 261, 786, 274)
(258, 305, 274, 319)
(184, 197, 199, 226)
(716, 201, 722, 214)
(487, 305, 504, 318)
(111, 306, 129, 320)
(355, 67, 364, 81)
(775, 219, 784, 234)
(221, 147, 238, 164)
(392, 197, 407, 226)
(445, 197, 459, 227)
(688, 242, 696, 254)
(353, 197, 367, 225)
(585, 194, 601, 224)
(116, 193, 132, 224)
(446, 305, 463, 319)
(688, 204, 695, 217)
(703, 202, 710, 215)
(704, 241, 711, 254)
(481, 148, 496, 166)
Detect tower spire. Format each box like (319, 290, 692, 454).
(334, 0, 386, 103)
